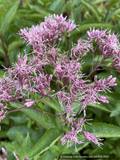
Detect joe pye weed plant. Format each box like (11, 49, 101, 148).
(0, 14, 120, 160)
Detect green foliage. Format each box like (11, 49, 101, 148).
(0, 0, 120, 159)
(110, 101, 120, 117)
(0, 0, 20, 34)
(80, 0, 100, 21)
(28, 128, 62, 158)
(10, 102, 57, 129)
(108, 0, 119, 9)
(86, 123, 120, 137)
(19, 133, 33, 160)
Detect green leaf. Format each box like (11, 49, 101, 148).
(6, 125, 34, 140)
(2, 142, 21, 155)
(28, 4, 53, 16)
(28, 128, 62, 158)
(110, 101, 120, 117)
(10, 114, 27, 124)
(92, 0, 107, 5)
(71, 23, 113, 37)
(42, 113, 48, 122)
(37, 150, 56, 160)
(37, 0, 44, 6)
(72, 102, 82, 113)
(38, 101, 44, 110)
(65, 1, 74, 12)
(8, 41, 24, 55)
(10, 102, 57, 129)
(81, 0, 100, 21)
(0, 42, 5, 55)
(107, 8, 120, 20)
(86, 123, 120, 137)
(108, 0, 119, 9)
(42, 98, 63, 113)
(87, 103, 111, 113)
(49, 0, 64, 12)
(24, 13, 44, 21)
(15, 131, 25, 145)
(0, 0, 20, 34)
(19, 133, 34, 160)
(49, 145, 59, 156)
(0, 131, 7, 138)
(112, 8, 120, 16)
(0, 114, 9, 124)
(76, 142, 90, 152)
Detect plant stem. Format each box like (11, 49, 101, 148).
(104, 7, 109, 22)
(85, 57, 104, 80)
(7, 102, 66, 117)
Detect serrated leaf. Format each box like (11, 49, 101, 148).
(71, 23, 113, 37)
(10, 102, 57, 129)
(0, 0, 20, 34)
(81, 0, 100, 21)
(110, 101, 120, 117)
(19, 133, 34, 160)
(86, 122, 120, 137)
(28, 128, 62, 158)
(108, 0, 119, 9)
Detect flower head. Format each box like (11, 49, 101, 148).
(83, 131, 103, 148)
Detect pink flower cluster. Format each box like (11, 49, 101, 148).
(0, 14, 120, 150)
(20, 14, 76, 57)
(87, 28, 120, 64)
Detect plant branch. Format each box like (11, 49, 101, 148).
(85, 57, 104, 80)
(104, 8, 109, 22)
(7, 103, 66, 117)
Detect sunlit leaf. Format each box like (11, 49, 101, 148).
(86, 123, 120, 137)
(0, 0, 20, 34)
